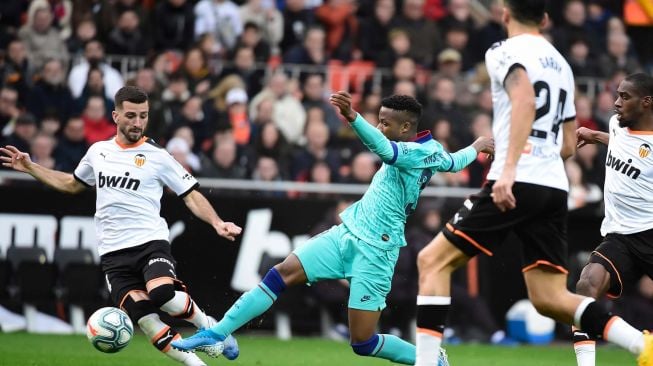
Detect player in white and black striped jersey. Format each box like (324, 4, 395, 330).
(0, 86, 242, 366)
(573, 72, 653, 366)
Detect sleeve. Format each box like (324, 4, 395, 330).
(349, 113, 397, 163)
(73, 150, 95, 187)
(442, 146, 478, 173)
(485, 42, 525, 87)
(160, 153, 199, 197)
(562, 68, 577, 122)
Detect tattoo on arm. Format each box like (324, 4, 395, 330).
(503, 65, 526, 94)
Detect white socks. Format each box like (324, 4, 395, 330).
(160, 291, 210, 329)
(137, 313, 206, 366)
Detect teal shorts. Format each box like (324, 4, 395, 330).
(293, 224, 399, 311)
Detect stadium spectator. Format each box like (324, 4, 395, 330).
(249, 71, 306, 145)
(194, 0, 243, 52)
(1, 112, 37, 155)
(396, 0, 442, 67)
(301, 73, 341, 137)
(75, 65, 115, 118)
(66, 18, 97, 57)
(567, 37, 601, 79)
(565, 158, 602, 211)
(53, 116, 87, 172)
(18, 4, 70, 71)
(291, 116, 340, 181)
(283, 25, 327, 67)
(0, 87, 21, 136)
(223, 87, 252, 146)
(315, 0, 359, 62)
(29, 132, 57, 170)
(1, 39, 33, 103)
(246, 120, 292, 175)
(27, 58, 75, 123)
(421, 77, 469, 144)
(279, 0, 315, 53)
(68, 40, 124, 100)
(357, 0, 397, 64)
(232, 22, 271, 64)
(598, 32, 642, 77)
(220, 46, 265, 98)
(342, 151, 377, 184)
(239, 0, 283, 56)
(552, 0, 599, 56)
(373, 28, 411, 69)
(81, 95, 115, 145)
(251, 155, 287, 197)
(106, 9, 150, 56)
(471, 0, 505, 66)
(180, 47, 213, 96)
(200, 137, 247, 179)
(170, 96, 211, 153)
(152, 0, 195, 52)
(166, 135, 200, 174)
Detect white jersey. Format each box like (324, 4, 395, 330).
(485, 34, 576, 191)
(601, 116, 653, 236)
(74, 137, 198, 256)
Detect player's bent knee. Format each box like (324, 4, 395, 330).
(351, 334, 380, 356)
(122, 296, 158, 322)
(148, 283, 176, 308)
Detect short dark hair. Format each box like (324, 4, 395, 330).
(624, 72, 653, 98)
(381, 95, 422, 125)
(505, 0, 548, 26)
(114, 86, 148, 108)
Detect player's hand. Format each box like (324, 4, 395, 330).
(471, 136, 495, 155)
(215, 222, 242, 242)
(492, 167, 516, 212)
(576, 127, 596, 149)
(329, 91, 357, 122)
(0, 145, 33, 173)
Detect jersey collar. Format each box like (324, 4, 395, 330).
(412, 131, 432, 144)
(115, 136, 147, 149)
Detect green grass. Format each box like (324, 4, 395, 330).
(0, 332, 635, 365)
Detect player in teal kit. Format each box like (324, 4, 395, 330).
(172, 91, 493, 364)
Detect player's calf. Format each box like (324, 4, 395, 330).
(351, 333, 417, 365)
(150, 283, 211, 329)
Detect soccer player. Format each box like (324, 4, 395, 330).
(571, 73, 653, 366)
(0, 86, 242, 366)
(413, 1, 653, 366)
(171, 91, 493, 364)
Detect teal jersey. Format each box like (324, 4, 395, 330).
(340, 114, 478, 250)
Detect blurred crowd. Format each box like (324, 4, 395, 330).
(0, 0, 651, 206)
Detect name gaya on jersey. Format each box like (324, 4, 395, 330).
(485, 34, 576, 192)
(601, 115, 653, 235)
(73, 138, 198, 256)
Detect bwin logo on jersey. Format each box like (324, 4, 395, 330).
(134, 153, 146, 167)
(606, 151, 641, 179)
(98, 171, 141, 190)
(639, 144, 651, 158)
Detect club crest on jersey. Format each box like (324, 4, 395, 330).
(639, 143, 651, 158)
(134, 154, 146, 167)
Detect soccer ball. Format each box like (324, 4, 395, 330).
(86, 307, 134, 353)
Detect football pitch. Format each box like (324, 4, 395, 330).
(0, 332, 635, 365)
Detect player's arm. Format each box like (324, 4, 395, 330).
(577, 126, 609, 148)
(504, 66, 535, 176)
(182, 189, 242, 241)
(0, 145, 86, 194)
(444, 136, 495, 172)
(560, 120, 578, 160)
(329, 92, 396, 163)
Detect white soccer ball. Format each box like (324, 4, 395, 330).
(86, 307, 134, 353)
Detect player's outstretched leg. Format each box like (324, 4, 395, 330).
(172, 255, 305, 355)
(415, 233, 468, 366)
(149, 282, 212, 329)
(122, 294, 207, 366)
(524, 268, 647, 364)
(571, 262, 612, 366)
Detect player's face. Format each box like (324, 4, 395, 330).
(614, 80, 649, 128)
(377, 107, 411, 141)
(113, 101, 149, 143)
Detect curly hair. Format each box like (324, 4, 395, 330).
(380, 94, 422, 126)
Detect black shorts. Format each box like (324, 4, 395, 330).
(589, 228, 653, 298)
(100, 240, 180, 307)
(443, 181, 569, 273)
